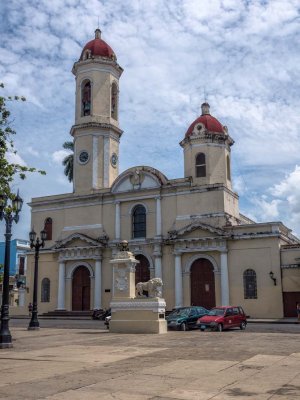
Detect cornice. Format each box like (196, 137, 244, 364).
(70, 122, 123, 137)
(180, 130, 234, 148)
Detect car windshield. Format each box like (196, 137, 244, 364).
(208, 308, 225, 316)
(169, 309, 190, 317)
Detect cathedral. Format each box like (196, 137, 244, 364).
(25, 29, 300, 318)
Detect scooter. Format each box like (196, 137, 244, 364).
(92, 308, 111, 320)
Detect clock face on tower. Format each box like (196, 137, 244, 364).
(111, 153, 118, 168)
(78, 150, 89, 164)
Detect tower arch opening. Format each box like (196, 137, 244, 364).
(195, 152, 206, 178)
(81, 80, 91, 116)
(111, 81, 118, 120)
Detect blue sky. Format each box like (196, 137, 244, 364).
(0, 0, 300, 239)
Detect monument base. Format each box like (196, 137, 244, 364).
(110, 298, 167, 334)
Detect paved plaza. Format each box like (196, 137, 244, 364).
(0, 321, 299, 399)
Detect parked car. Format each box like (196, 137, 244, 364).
(197, 306, 247, 332)
(166, 306, 209, 331)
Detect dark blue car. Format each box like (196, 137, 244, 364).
(166, 306, 209, 331)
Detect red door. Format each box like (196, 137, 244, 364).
(72, 266, 90, 311)
(283, 292, 300, 317)
(190, 258, 216, 309)
(135, 255, 150, 285)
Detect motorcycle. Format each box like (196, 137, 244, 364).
(92, 308, 111, 320)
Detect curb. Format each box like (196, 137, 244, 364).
(248, 319, 299, 325)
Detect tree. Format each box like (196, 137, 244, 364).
(62, 141, 74, 182)
(0, 83, 45, 199)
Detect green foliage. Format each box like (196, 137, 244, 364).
(0, 83, 46, 199)
(62, 141, 74, 182)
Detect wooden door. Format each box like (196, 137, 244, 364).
(190, 258, 216, 309)
(283, 292, 300, 317)
(135, 255, 150, 285)
(72, 266, 90, 311)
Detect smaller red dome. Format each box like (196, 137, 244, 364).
(80, 29, 115, 60)
(185, 103, 224, 137)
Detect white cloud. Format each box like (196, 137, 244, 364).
(0, 0, 300, 238)
(252, 197, 281, 221)
(6, 151, 27, 166)
(52, 150, 70, 164)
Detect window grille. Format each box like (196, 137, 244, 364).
(243, 269, 257, 299)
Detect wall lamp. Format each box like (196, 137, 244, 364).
(269, 271, 277, 286)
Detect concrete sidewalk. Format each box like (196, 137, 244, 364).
(0, 325, 299, 399)
(248, 317, 298, 324)
(11, 315, 300, 324)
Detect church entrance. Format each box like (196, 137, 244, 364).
(190, 258, 216, 309)
(72, 266, 91, 311)
(135, 255, 150, 285)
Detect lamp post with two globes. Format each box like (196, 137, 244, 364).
(0, 192, 23, 349)
(28, 228, 47, 330)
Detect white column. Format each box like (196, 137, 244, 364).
(154, 244, 162, 279)
(57, 261, 66, 310)
(154, 256, 162, 279)
(92, 136, 99, 189)
(220, 252, 229, 306)
(94, 258, 102, 310)
(18, 288, 25, 307)
(175, 253, 183, 308)
(115, 201, 121, 240)
(155, 196, 162, 237)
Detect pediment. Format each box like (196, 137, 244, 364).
(111, 166, 168, 193)
(54, 233, 104, 249)
(168, 222, 227, 240)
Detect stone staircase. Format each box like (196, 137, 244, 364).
(41, 310, 94, 319)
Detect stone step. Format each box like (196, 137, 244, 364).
(41, 310, 94, 318)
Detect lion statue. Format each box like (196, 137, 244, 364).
(136, 278, 163, 298)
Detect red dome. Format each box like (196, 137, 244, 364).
(185, 103, 224, 137)
(80, 29, 115, 60)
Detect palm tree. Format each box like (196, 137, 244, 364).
(62, 141, 74, 182)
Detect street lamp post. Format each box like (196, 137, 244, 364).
(28, 228, 47, 330)
(0, 192, 23, 349)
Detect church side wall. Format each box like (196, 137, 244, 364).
(281, 247, 300, 292)
(228, 237, 283, 318)
(24, 253, 59, 314)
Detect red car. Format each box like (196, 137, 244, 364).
(197, 306, 247, 332)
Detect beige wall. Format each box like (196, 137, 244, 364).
(183, 143, 232, 189)
(228, 237, 283, 318)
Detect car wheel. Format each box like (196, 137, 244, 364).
(217, 323, 223, 332)
(200, 328, 205, 332)
(180, 322, 187, 331)
(240, 322, 246, 330)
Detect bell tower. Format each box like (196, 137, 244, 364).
(71, 29, 123, 194)
(180, 103, 234, 189)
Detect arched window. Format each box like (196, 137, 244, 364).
(226, 155, 231, 181)
(41, 278, 50, 302)
(44, 218, 52, 240)
(82, 80, 91, 116)
(132, 205, 146, 238)
(195, 153, 206, 177)
(111, 82, 118, 119)
(243, 269, 257, 299)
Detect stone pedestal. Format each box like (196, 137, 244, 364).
(109, 244, 167, 334)
(110, 298, 167, 334)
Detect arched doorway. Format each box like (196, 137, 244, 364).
(135, 254, 150, 285)
(190, 258, 216, 309)
(72, 266, 91, 311)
